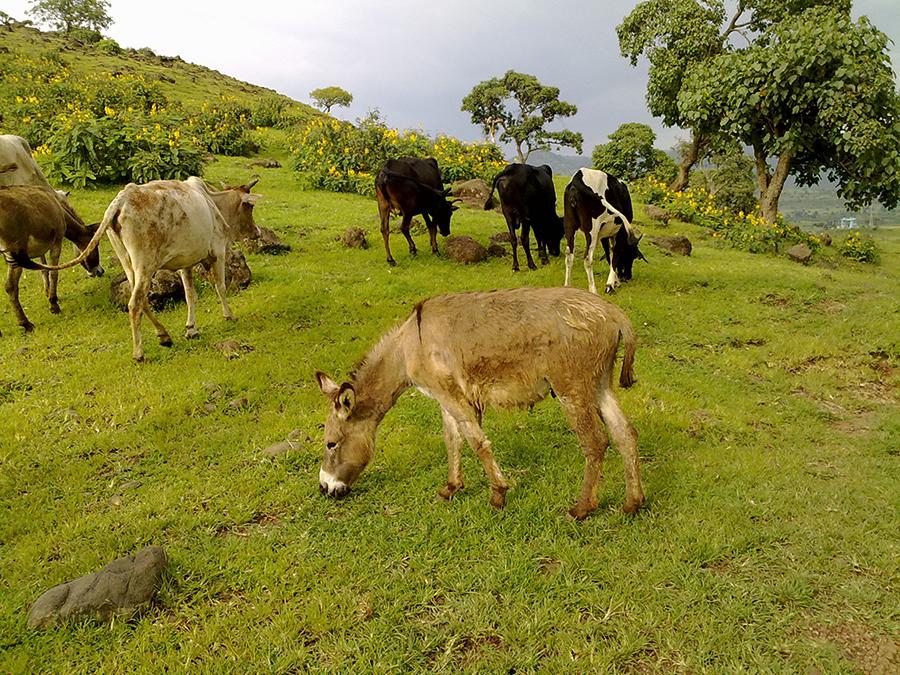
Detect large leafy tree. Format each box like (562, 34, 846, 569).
(592, 123, 671, 182)
(462, 71, 583, 163)
(309, 86, 353, 115)
(679, 7, 900, 223)
(27, 0, 112, 33)
(617, 0, 850, 190)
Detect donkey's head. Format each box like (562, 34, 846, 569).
(315, 371, 376, 498)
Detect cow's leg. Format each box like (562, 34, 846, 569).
(46, 242, 61, 314)
(583, 226, 598, 294)
(422, 213, 438, 255)
(379, 203, 396, 266)
(507, 217, 520, 271)
(209, 255, 235, 321)
(179, 268, 200, 339)
(438, 408, 465, 500)
(5, 264, 33, 332)
(537, 235, 549, 266)
(564, 230, 577, 286)
(605, 238, 620, 294)
(127, 270, 151, 361)
(521, 222, 537, 270)
(598, 388, 644, 514)
(559, 392, 609, 519)
(140, 298, 172, 348)
(396, 213, 417, 258)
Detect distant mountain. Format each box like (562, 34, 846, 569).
(526, 151, 592, 176)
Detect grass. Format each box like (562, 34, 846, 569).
(1, 132, 898, 672)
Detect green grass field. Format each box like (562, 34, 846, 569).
(1, 132, 898, 672)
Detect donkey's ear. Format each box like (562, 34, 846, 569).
(315, 371, 340, 398)
(337, 383, 356, 416)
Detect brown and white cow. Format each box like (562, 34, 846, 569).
(0, 186, 103, 334)
(315, 286, 645, 520)
(19, 177, 262, 360)
(0, 135, 55, 192)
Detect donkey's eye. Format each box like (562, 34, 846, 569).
(326, 441, 338, 451)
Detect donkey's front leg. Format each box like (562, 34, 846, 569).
(438, 408, 464, 500)
(458, 418, 509, 509)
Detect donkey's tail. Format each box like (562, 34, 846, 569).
(9, 191, 123, 271)
(618, 319, 637, 389)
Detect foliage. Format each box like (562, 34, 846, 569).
(188, 100, 258, 157)
(67, 26, 101, 43)
(678, 7, 900, 222)
(94, 37, 120, 54)
(461, 70, 583, 162)
(635, 176, 820, 254)
(309, 86, 353, 114)
(27, 0, 112, 33)
(838, 230, 879, 263)
(250, 96, 297, 129)
(691, 147, 757, 215)
(290, 112, 504, 197)
(592, 123, 671, 183)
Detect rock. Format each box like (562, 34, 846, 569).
(15, 346, 28, 357)
(338, 227, 368, 249)
(445, 236, 488, 264)
(644, 205, 671, 226)
(108, 495, 123, 508)
(650, 235, 692, 256)
(787, 243, 813, 264)
(202, 402, 217, 414)
(489, 231, 515, 246)
(227, 397, 249, 412)
(246, 158, 281, 169)
(262, 439, 303, 457)
(818, 233, 832, 247)
(450, 179, 493, 209)
(109, 247, 251, 310)
(241, 226, 291, 254)
(27, 546, 167, 630)
(487, 243, 508, 258)
(214, 340, 253, 357)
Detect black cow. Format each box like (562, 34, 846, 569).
(563, 168, 644, 294)
(375, 157, 459, 266)
(484, 163, 563, 272)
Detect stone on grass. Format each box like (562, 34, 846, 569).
(787, 243, 813, 264)
(242, 226, 291, 254)
(650, 235, 692, 256)
(490, 231, 515, 246)
(214, 340, 253, 357)
(27, 546, 167, 630)
(818, 233, 832, 247)
(246, 158, 281, 169)
(487, 243, 508, 258)
(339, 227, 368, 249)
(445, 236, 487, 264)
(263, 428, 310, 457)
(644, 205, 671, 226)
(450, 179, 493, 209)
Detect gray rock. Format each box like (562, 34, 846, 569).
(445, 236, 488, 264)
(487, 243, 508, 258)
(650, 235, 692, 256)
(246, 158, 281, 169)
(644, 205, 671, 226)
(787, 243, 813, 264)
(450, 179, 493, 209)
(27, 546, 167, 629)
(338, 227, 368, 249)
(818, 233, 832, 247)
(227, 397, 249, 412)
(489, 231, 515, 246)
(242, 226, 291, 254)
(224, 248, 252, 291)
(214, 340, 253, 357)
(262, 439, 303, 457)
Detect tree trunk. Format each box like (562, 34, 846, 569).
(756, 148, 792, 224)
(515, 143, 526, 164)
(670, 132, 704, 192)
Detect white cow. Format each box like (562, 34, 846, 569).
(29, 177, 262, 360)
(0, 134, 54, 191)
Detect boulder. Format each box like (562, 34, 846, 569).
(818, 233, 832, 247)
(450, 179, 493, 209)
(787, 243, 813, 264)
(246, 158, 281, 169)
(241, 226, 291, 254)
(487, 243, 508, 258)
(27, 546, 167, 630)
(445, 236, 488, 264)
(650, 235, 692, 256)
(224, 248, 252, 290)
(489, 231, 515, 246)
(338, 227, 368, 249)
(644, 205, 671, 226)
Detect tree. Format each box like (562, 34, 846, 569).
(679, 7, 900, 222)
(617, 0, 850, 191)
(309, 86, 353, 114)
(27, 0, 112, 33)
(462, 71, 583, 163)
(692, 147, 757, 214)
(592, 123, 663, 182)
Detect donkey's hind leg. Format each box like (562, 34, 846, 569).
(559, 391, 609, 519)
(457, 414, 508, 509)
(598, 388, 644, 513)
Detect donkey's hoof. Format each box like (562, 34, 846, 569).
(622, 497, 644, 515)
(438, 483, 462, 500)
(489, 489, 507, 510)
(386, 258, 397, 266)
(185, 328, 200, 340)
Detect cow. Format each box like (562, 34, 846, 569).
(0, 134, 54, 192)
(563, 168, 645, 294)
(0, 186, 104, 334)
(16, 177, 262, 361)
(484, 163, 564, 272)
(375, 157, 459, 265)
(315, 286, 645, 520)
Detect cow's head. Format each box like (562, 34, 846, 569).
(58, 196, 104, 277)
(79, 222, 104, 277)
(219, 179, 263, 240)
(431, 189, 459, 237)
(315, 371, 376, 498)
(613, 233, 647, 282)
(547, 214, 564, 256)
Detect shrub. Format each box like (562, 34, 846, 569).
(838, 231, 879, 263)
(188, 100, 258, 156)
(68, 28, 102, 44)
(95, 38, 121, 54)
(251, 96, 290, 129)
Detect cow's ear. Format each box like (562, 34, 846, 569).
(316, 371, 340, 398)
(337, 383, 356, 417)
(241, 193, 263, 205)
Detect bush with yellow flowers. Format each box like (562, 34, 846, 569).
(633, 177, 822, 255)
(838, 230, 879, 263)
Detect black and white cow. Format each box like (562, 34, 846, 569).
(484, 163, 563, 272)
(563, 168, 644, 294)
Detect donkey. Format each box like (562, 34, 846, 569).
(315, 286, 645, 519)
(15, 177, 261, 360)
(0, 186, 103, 334)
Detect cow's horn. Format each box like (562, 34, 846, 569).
(246, 178, 259, 189)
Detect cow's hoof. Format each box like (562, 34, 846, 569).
(49, 304, 61, 315)
(159, 336, 173, 347)
(21, 321, 35, 333)
(185, 328, 200, 340)
(604, 285, 615, 294)
(133, 354, 144, 363)
(438, 483, 462, 500)
(410, 249, 418, 257)
(386, 258, 396, 266)
(512, 266, 520, 272)
(528, 263, 537, 271)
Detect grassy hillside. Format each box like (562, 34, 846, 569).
(0, 128, 897, 671)
(0, 25, 317, 115)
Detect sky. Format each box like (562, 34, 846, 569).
(4, 1, 898, 159)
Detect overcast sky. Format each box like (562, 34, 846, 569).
(5, 1, 898, 158)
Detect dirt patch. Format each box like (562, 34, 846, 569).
(759, 293, 794, 308)
(807, 622, 898, 674)
(812, 298, 847, 315)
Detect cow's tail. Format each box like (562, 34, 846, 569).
(618, 319, 637, 389)
(483, 167, 509, 211)
(9, 193, 121, 271)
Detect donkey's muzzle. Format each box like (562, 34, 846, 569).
(319, 468, 350, 498)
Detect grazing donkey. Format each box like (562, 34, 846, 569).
(0, 186, 103, 334)
(315, 286, 645, 519)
